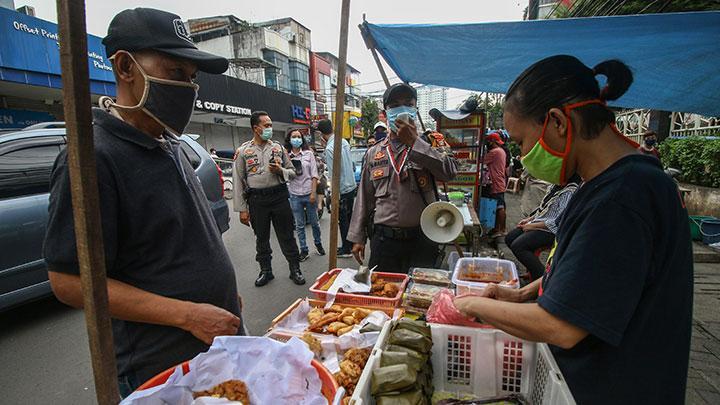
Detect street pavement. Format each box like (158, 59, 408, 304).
(0, 194, 718, 403)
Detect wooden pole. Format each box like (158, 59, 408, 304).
(57, 1, 119, 403)
(359, 19, 391, 89)
(329, 0, 352, 270)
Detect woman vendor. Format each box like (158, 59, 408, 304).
(454, 55, 693, 404)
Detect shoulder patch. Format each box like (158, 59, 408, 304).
(374, 150, 386, 160)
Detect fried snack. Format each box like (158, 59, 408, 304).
(353, 308, 371, 320)
(327, 321, 350, 334)
(382, 283, 399, 297)
(193, 379, 250, 403)
(339, 308, 355, 318)
(301, 332, 323, 357)
(308, 313, 340, 332)
(327, 304, 344, 313)
(371, 273, 379, 283)
(371, 279, 387, 293)
(307, 308, 324, 324)
(334, 347, 372, 396)
(337, 324, 355, 336)
(342, 316, 357, 325)
(344, 347, 371, 365)
(320, 274, 338, 291)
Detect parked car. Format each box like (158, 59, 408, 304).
(0, 128, 229, 311)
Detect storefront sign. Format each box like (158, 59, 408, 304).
(440, 114, 484, 129)
(0, 108, 55, 129)
(195, 99, 251, 116)
(0, 7, 114, 82)
(292, 104, 311, 124)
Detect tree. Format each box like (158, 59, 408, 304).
(360, 98, 380, 137)
(552, 0, 720, 18)
(459, 93, 505, 129)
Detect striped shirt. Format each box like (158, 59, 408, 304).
(530, 181, 581, 234)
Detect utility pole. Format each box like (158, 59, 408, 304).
(328, 0, 352, 270)
(56, 0, 119, 403)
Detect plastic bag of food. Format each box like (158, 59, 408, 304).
(385, 345, 429, 363)
(388, 329, 433, 354)
(381, 351, 424, 371)
(371, 364, 418, 395)
(411, 268, 452, 287)
(426, 289, 481, 327)
(376, 390, 428, 405)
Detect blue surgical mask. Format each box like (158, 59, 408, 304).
(261, 127, 273, 141)
(290, 138, 303, 148)
(386, 106, 417, 132)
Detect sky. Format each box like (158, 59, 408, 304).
(18, 0, 526, 105)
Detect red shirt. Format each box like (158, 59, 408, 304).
(483, 146, 507, 194)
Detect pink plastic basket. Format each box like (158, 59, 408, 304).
(309, 269, 409, 308)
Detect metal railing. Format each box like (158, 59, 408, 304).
(615, 109, 720, 141)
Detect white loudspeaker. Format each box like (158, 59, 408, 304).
(420, 201, 465, 244)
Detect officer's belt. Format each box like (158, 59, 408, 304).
(374, 224, 421, 240)
(247, 183, 288, 197)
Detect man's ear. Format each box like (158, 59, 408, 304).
(112, 52, 137, 84)
(548, 108, 569, 139)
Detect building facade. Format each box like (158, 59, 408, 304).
(416, 85, 447, 131)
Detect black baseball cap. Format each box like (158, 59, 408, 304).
(383, 83, 417, 108)
(102, 8, 229, 74)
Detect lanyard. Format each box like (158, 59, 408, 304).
(386, 144, 409, 181)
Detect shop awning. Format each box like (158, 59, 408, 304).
(362, 12, 720, 116)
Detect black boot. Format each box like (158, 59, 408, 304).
(255, 269, 274, 287)
(289, 263, 306, 285)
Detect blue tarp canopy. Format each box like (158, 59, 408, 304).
(363, 12, 720, 116)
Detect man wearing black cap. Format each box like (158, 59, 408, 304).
(43, 8, 242, 396)
(347, 83, 458, 273)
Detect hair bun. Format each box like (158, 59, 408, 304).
(593, 60, 633, 101)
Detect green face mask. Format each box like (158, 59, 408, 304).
(521, 99, 605, 185)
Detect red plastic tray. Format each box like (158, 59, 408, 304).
(309, 268, 409, 308)
(136, 359, 338, 402)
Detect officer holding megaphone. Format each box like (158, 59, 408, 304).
(347, 83, 458, 273)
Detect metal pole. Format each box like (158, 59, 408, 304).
(329, 0, 352, 270)
(56, 1, 119, 403)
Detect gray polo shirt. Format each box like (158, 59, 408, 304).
(43, 108, 241, 384)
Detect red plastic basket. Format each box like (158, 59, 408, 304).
(135, 359, 338, 402)
(309, 269, 409, 308)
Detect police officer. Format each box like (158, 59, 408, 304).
(233, 111, 305, 286)
(348, 83, 458, 273)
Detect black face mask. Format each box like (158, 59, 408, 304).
(107, 52, 199, 136)
(644, 138, 657, 147)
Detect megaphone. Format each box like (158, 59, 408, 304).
(421, 201, 465, 244)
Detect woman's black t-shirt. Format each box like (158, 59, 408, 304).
(538, 154, 693, 404)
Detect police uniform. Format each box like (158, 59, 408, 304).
(347, 132, 457, 273)
(233, 139, 301, 278)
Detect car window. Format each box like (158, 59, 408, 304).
(179, 141, 201, 169)
(0, 145, 62, 199)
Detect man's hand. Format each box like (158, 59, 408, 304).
(239, 211, 251, 226)
(309, 193, 317, 205)
(268, 162, 282, 174)
(396, 117, 418, 146)
(517, 217, 532, 227)
(181, 302, 240, 345)
(479, 283, 523, 303)
(521, 222, 545, 232)
(352, 243, 366, 264)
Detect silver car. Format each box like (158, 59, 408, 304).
(0, 128, 229, 311)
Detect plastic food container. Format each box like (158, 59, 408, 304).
(309, 269, 409, 308)
(453, 257, 519, 294)
(410, 268, 452, 287)
(405, 282, 445, 309)
(348, 324, 575, 405)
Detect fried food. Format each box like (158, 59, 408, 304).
(334, 347, 372, 396)
(308, 313, 340, 332)
(193, 379, 250, 403)
(327, 304, 345, 313)
(344, 347, 371, 365)
(308, 308, 324, 324)
(339, 308, 355, 318)
(337, 325, 355, 336)
(327, 321, 350, 333)
(342, 316, 357, 325)
(353, 308, 371, 319)
(301, 332, 323, 357)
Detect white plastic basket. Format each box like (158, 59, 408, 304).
(350, 323, 575, 405)
(453, 257, 520, 294)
